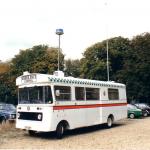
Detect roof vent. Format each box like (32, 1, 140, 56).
(53, 71, 64, 77)
(23, 71, 30, 75)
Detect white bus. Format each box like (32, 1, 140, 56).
(16, 71, 127, 139)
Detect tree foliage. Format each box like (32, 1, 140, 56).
(0, 33, 150, 104)
(0, 62, 10, 73)
(80, 33, 150, 103)
(64, 59, 81, 77)
(80, 36, 130, 81)
(0, 45, 64, 104)
(122, 33, 150, 102)
(11, 45, 64, 76)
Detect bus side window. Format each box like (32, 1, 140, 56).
(45, 86, 53, 103)
(108, 88, 119, 100)
(54, 86, 71, 101)
(86, 88, 99, 100)
(75, 87, 85, 101)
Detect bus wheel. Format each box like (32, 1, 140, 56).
(107, 116, 113, 128)
(56, 123, 65, 139)
(28, 130, 37, 136)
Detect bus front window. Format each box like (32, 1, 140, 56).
(29, 86, 43, 103)
(18, 86, 53, 104)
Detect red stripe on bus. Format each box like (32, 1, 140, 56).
(53, 103, 127, 110)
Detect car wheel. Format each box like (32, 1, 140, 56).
(56, 123, 65, 139)
(129, 113, 135, 119)
(107, 117, 113, 128)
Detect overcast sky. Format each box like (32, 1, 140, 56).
(0, 0, 150, 61)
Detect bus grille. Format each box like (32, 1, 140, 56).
(18, 112, 43, 121)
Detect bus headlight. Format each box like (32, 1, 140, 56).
(17, 113, 20, 119)
(37, 114, 42, 120)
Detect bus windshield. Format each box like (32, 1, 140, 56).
(18, 86, 53, 104)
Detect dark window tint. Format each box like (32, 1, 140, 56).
(29, 86, 43, 102)
(19, 86, 53, 104)
(45, 86, 53, 103)
(86, 88, 99, 100)
(19, 88, 29, 102)
(108, 89, 119, 100)
(75, 87, 85, 100)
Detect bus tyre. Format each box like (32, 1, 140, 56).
(129, 113, 135, 119)
(28, 130, 36, 136)
(107, 117, 113, 128)
(56, 123, 64, 139)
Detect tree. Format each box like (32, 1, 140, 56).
(0, 61, 10, 73)
(1, 33, 150, 105)
(10, 45, 64, 76)
(64, 59, 81, 77)
(31, 47, 64, 74)
(0, 72, 17, 104)
(80, 37, 130, 81)
(0, 61, 15, 104)
(0, 45, 65, 104)
(122, 33, 150, 103)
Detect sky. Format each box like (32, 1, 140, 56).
(0, 0, 150, 61)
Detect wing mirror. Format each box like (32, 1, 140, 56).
(55, 90, 60, 96)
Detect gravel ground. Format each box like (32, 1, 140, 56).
(0, 117, 150, 150)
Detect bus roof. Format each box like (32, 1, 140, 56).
(16, 72, 125, 88)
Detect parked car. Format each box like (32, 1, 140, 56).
(134, 103, 150, 115)
(127, 104, 142, 119)
(132, 103, 148, 117)
(0, 103, 16, 122)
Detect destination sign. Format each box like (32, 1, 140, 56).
(21, 74, 37, 83)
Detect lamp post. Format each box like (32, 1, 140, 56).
(106, 37, 109, 81)
(56, 29, 64, 71)
(105, 0, 109, 81)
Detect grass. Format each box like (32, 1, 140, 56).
(0, 121, 15, 133)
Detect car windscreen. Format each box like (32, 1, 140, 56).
(139, 104, 150, 108)
(5, 104, 16, 110)
(0, 104, 15, 111)
(127, 104, 137, 109)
